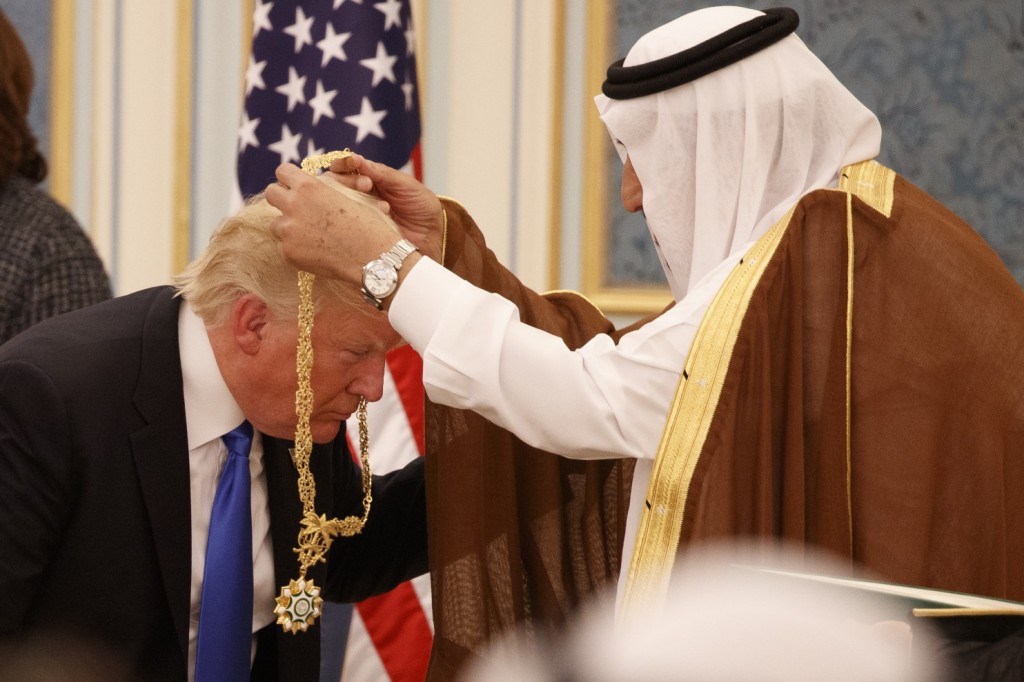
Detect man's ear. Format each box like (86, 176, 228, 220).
(232, 293, 270, 356)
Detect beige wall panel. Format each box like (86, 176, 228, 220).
(513, 0, 558, 291)
(190, 0, 246, 258)
(88, 0, 117, 272)
(115, 1, 179, 294)
(443, 0, 516, 264)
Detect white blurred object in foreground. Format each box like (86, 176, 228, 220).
(463, 543, 941, 681)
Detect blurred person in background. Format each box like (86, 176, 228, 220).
(0, 7, 111, 344)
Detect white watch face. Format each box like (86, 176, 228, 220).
(362, 260, 399, 298)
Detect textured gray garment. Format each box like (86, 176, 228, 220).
(0, 176, 112, 343)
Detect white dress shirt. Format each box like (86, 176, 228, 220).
(178, 301, 276, 680)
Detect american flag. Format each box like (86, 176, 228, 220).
(235, 1, 432, 680)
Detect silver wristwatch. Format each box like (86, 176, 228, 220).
(360, 239, 419, 310)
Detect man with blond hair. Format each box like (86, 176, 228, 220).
(0, 183, 427, 682)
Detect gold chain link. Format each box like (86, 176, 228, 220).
(290, 150, 372, 578)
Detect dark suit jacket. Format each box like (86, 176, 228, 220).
(0, 287, 427, 681)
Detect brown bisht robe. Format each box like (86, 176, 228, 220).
(423, 198, 640, 680)
(425, 161, 1024, 679)
(623, 161, 1024, 611)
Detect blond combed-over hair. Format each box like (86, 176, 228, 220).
(173, 181, 376, 326)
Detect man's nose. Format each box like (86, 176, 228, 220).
(349, 354, 387, 402)
(620, 156, 643, 213)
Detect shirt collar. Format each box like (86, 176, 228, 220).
(178, 300, 246, 450)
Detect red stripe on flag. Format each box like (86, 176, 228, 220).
(386, 345, 425, 456)
(410, 141, 423, 181)
(356, 582, 433, 682)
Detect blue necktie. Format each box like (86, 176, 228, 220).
(195, 420, 254, 682)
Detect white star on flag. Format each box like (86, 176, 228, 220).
(238, 113, 260, 152)
(274, 66, 307, 112)
(374, 0, 404, 31)
(344, 96, 387, 143)
(317, 23, 352, 67)
(245, 56, 267, 95)
(359, 41, 397, 87)
(309, 80, 338, 125)
(404, 25, 415, 56)
(267, 122, 302, 163)
(283, 6, 314, 53)
(401, 75, 415, 111)
(252, 0, 274, 37)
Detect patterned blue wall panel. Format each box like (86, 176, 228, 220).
(605, 1, 1024, 287)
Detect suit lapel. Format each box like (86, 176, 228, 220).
(264, 437, 304, 591)
(128, 287, 193, 666)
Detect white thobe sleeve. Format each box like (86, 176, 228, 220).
(389, 256, 737, 461)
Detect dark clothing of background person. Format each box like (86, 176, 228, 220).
(0, 175, 112, 343)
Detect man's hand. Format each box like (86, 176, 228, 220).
(328, 153, 445, 262)
(265, 163, 400, 285)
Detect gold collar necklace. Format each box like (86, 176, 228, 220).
(274, 150, 373, 634)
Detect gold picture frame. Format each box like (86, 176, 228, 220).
(580, 0, 672, 315)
